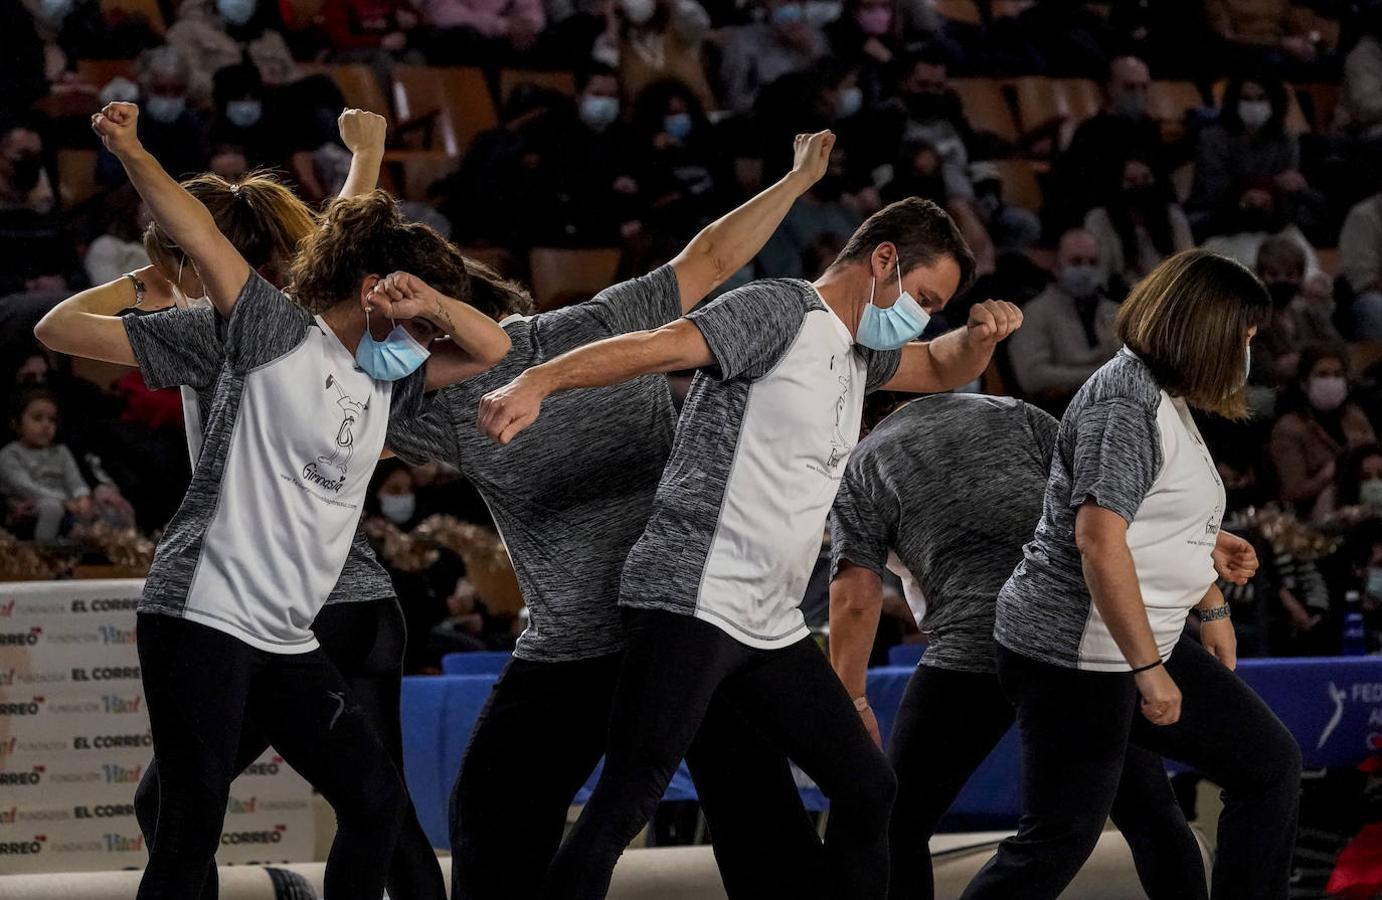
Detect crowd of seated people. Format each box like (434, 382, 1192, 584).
(3, 0, 1382, 667)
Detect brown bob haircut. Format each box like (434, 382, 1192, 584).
(830, 197, 977, 292)
(1116, 249, 1270, 419)
(289, 190, 478, 315)
(143, 171, 316, 285)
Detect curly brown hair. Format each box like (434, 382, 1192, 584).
(461, 256, 533, 319)
(288, 190, 477, 315)
(143, 171, 316, 286)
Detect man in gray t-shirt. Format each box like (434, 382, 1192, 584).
(828, 394, 1207, 900)
(477, 197, 1023, 898)
(386, 131, 845, 900)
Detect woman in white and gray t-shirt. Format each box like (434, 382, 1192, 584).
(963, 251, 1302, 900)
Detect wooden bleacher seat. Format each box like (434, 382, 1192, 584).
(990, 0, 1033, 16)
(993, 159, 1043, 211)
(99, 0, 164, 33)
(499, 69, 577, 104)
(934, 0, 981, 25)
(1145, 81, 1204, 139)
(949, 78, 1018, 144)
(528, 247, 621, 311)
(57, 149, 99, 208)
(298, 63, 391, 116)
(391, 66, 497, 158)
(75, 59, 137, 90)
(1013, 78, 1102, 135)
(384, 150, 459, 201)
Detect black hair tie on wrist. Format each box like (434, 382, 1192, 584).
(1130, 659, 1163, 674)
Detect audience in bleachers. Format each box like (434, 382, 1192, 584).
(4, 0, 1382, 669)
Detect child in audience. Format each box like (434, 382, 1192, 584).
(0, 389, 132, 539)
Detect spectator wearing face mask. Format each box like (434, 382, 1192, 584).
(205, 62, 285, 173)
(166, 0, 300, 102)
(1339, 190, 1382, 339)
(1270, 344, 1377, 514)
(825, 0, 898, 109)
(1250, 236, 1341, 390)
(969, 161, 1040, 251)
(0, 116, 53, 214)
(1202, 179, 1320, 279)
(1189, 73, 1321, 240)
(626, 77, 726, 247)
(718, 0, 828, 114)
(1316, 443, 1382, 526)
(567, 65, 640, 243)
(1344, 518, 1382, 654)
(1051, 55, 1164, 231)
(415, 0, 546, 64)
(96, 46, 209, 190)
(1006, 228, 1118, 410)
(1083, 154, 1193, 285)
(593, 0, 713, 111)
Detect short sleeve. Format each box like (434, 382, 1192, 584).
(388, 367, 430, 425)
(386, 390, 462, 467)
(222, 272, 313, 373)
(1068, 400, 1163, 524)
(684, 282, 806, 381)
(829, 466, 896, 580)
(861, 347, 902, 393)
(122, 307, 224, 391)
(533, 266, 682, 356)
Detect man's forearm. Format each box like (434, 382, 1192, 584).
(118, 148, 222, 264)
(674, 170, 812, 308)
(528, 321, 710, 395)
(829, 579, 883, 700)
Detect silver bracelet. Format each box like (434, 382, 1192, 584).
(124, 272, 146, 308)
(1195, 604, 1231, 623)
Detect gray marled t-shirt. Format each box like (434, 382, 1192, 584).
(621, 279, 901, 648)
(386, 266, 682, 662)
(123, 273, 425, 653)
(995, 350, 1225, 671)
(831, 394, 1057, 673)
(125, 305, 395, 606)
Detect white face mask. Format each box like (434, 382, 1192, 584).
(379, 492, 416, 524)
(1238, 99, 1272, 130)
(621, 0, 656, 25)
(1307, 375, 1348, 412)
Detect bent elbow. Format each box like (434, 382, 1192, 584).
(32, 314, 62, 352)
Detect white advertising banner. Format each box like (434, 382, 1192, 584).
(0, 580, 314, 874)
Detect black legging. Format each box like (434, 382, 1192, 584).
(543, 609, 896, 900)
(961, 639, 1302, 900)
(887, 665, 1207, 900)
(134, 601, 443, 900)
(451, 652, 825, 900)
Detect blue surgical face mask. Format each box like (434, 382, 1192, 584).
(225, 98, 263, 128)
(663, 112, 692, 141)
(355, 309, 431, 381)
(1361, 479, 1382, 511)
(836, 85, 863, 119)
(145, 94, 187, 124)
(39, 0, 74, 25)
(379, 492, 416, 524)
(856, 259, 930, 350)
(217, 0, 256, 25)
(580, 94, 620, 131)
(771, 3, 804, 26)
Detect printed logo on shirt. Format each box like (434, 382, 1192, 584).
(812, 354, 854, 476)
(315, 373, 369, 478)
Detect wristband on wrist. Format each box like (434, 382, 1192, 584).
(1195, 604, 1231, 623)
(853, 695, 870, 711)
(1130, 658, 1163, 674)
(124, 272, 146, 308)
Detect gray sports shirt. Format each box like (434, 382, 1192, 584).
(831, 394, 1058, 673)
(386, 266, 682, 662)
